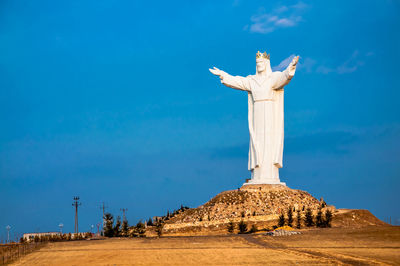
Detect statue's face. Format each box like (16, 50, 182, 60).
(256, 59, 266, 72)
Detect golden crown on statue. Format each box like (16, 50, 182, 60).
(256, 51, 270, 59)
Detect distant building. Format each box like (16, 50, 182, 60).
(23, 232, 60, 241)
(23, 232, 90, 242)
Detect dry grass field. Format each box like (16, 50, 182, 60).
(12, 226, 400, 265)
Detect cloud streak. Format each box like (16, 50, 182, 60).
(247, 2, 308, 34)
(316, 50, 368, 75)
(272, 54, 296, 71)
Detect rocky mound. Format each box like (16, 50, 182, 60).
(158, 185, 386, 236)
(332, 209, 387, 228)
(167, 184, 328, 224)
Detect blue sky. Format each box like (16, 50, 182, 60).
(1, 0, 399, 239)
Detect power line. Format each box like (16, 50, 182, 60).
(72, 196, 81, 234)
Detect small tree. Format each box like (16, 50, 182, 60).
(104, 213, 114, 237)
(296, 209, 302, 229)
(324, 209, 333, 228)
(304, 208, 314, 227)
(278, 213, 285, 227)
(249, 224, 257, 233)
(287, 207, 293, 227)
(121, 220, 129, 237)
(316, 209, 323, 228)
(114, 216, 121, 237)
(155, 221, 164, 237)
(147, 217, 154, 226)
(136, 221, 146, 237)
(241, 211, 245, 218)
(320, 197, 327, 208)
(238, 220, 248, 234)
(227, 221, 235, 233)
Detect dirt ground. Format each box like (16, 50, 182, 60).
(12, 226, 400, 265)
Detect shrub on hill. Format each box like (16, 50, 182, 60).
(296, 209, 302, 229)
(278, 213, 285, 227)
(238, 220, 248, 234)
(324, 209, 333, 228)
(305, 208, 314, 227)
(155, 222, 164, 237)
(249, 224, 257, 233)
(316, 209, 324, 227)
(227, 221, 235, 233)
(287, 207, 293, 227)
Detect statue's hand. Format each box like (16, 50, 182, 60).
(209, 67, 226, 79)
(287, 56, 299, 74)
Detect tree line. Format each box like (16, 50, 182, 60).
(103, 205, 190, 238)
(226, 206, 333, 234)
(277, 207, 332, 228)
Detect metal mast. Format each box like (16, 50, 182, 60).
(72, 197, 81, 234)
(120, 208, 128, 222)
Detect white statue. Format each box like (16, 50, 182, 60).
(209, 51, 299, 185)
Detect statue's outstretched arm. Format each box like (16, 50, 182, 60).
(209, 67, 250, 92)
(272, 56, 299, 90)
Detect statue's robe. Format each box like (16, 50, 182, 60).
(221, 70, 293, 183)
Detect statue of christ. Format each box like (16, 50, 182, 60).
(209, 51, 299, 185)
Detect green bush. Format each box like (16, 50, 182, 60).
(238, 220, 248, 234)
(227, 221, 235, 233)
(296, 210, 302, 229)
(324, 209, 333, 227)
(278, 213, 285, 227)
(316, 209, 323, 227)
(287, 207, 293, 227)
(249, 224, 257, 233)
(104, 213, 114, 237)
(304, 208, 314, 227)
(155, 222, 164, 237)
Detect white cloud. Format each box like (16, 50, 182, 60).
(246, 2, 308, 34)
(316, 65, 334, 74)
(291, 1, 308, 10)
(336, 50, 365, 74)
(270, 50, 370, 75)
(272, 54, 296, 71)
(316, 50, 369, 75)
(298, 57, 316, 73)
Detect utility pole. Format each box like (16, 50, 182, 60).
(120, 208, 128, 222)
(100, 202, 107, 234)
(72, 197, 81, 234)
(5, 225, 10, 243)
(96, 222, 101, 236)
(100, 202, 107, 220)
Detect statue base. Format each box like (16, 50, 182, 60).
(242, 178, 286, 186)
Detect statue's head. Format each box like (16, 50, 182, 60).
(256, 51, 271, 73)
